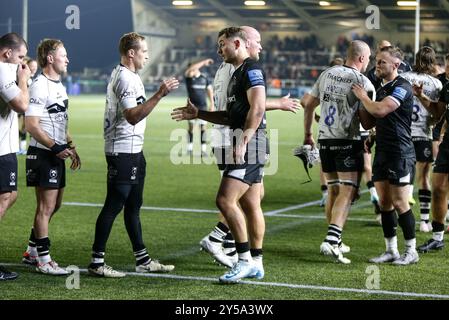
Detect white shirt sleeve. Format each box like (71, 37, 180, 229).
(0, 63, 21, 103)
(25, 79, 47, 117)
(115, 75, 137, 110)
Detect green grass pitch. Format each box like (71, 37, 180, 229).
(1, 94, 448, 300)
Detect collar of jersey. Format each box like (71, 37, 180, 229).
(41, 72, 61, 84)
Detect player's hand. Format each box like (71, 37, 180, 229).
(351, 84, 367, 100)
(234, 142, 247, 165)
(364, 133, 375, 154)
(278, 93, 300, 113)
(412, 82, 424, 98)
(205, 58, 214, 66)
(17, 63, 31, 83)
(158, 77, 179, 97)
(69, 148, 81, 170)
(56, 148, 73, 160)
(314, 112, 320, 123)
(171, 99, 199, 121)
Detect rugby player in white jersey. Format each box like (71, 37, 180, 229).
(400, 47, 442, 233)
(88, 32, 179, 278)
(303, 40, 375, 264)
(0, 32, 30, 280)
(22, 39, 80, 275)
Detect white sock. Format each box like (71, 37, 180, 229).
(405, 238, 416, 252)
(201, 143, 206, 153)
(252, 255, 263, 266)
(20, 140, 26, 151)
(369, 187, 378, 199)
(187, 143, 193, 152)
(238, 251, 252, 262)
(433, 231, 444, 242)
(385, 236, 398, 253)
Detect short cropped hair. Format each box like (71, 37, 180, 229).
(217, 27, 247, 42)
(37, 39, 64, 68)
(119, 32, 145, 56)
(0, 32, 28, 51)
(379, 46, 404, 62)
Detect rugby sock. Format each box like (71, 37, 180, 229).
(208, 222, 228, 243)
(324, 224, 342, 246)
(381, 209, 397, 238)
(134, 248, 150, 266)
(91, 251, 105, 268)
(431, 221, 445, 242)
(384, 236, 398, 254)
(36, 237, 51, 264)
(321, 185, 328, 197)
(418, 189, 431, 223)
(367, 181, 378, 200)
(27, 227, 37, 256)
(188, 131, 193, 143)
(235, 242, 251, 262)
(223, 232, 236, 257)
(398, 210, 416, 252)
(250, 248, 263, 266)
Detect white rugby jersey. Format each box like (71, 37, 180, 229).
(310, 65, 375, 140)
(26, 73, 69, 150)
(401, 71, 442, 139)
(104, 64, 146, 154)
(0, 63, 21, 156)
(210, 62, 234, 148)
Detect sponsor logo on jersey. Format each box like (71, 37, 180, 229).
(119, 90, 136, 100)
(326, 73, 353, 83)
(323, 93, 343, 104)
(227, 95, 236, 103)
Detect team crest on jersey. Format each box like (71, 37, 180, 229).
(49, 169, 58, 183)
(424, 147, 431, 158)
(392, 87, 407, 101)
(131, 167, 137, 180)
(9, 172, 16, 186)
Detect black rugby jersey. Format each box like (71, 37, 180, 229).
(437, 82, 449, 145)
(185, 73, 210, 108)
(226, 58, 266, 130)
(375, 76, 415, 157)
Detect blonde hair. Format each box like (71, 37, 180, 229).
(119, 32, 145, 56)
(37, 39, 64, 68)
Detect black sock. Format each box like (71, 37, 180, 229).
(366, 180, 375, 189)
(397, 209, 416, 240)
(432, 220, 445, 233)
(90, 251, 105, 268)
(28, 228, 36, 249)
(36, 237, 51, 263)
(250, 248, 263, 258)
(381, 209, 397, 238)
(188, 131, 193, 143)
(200, 129, 206, 145)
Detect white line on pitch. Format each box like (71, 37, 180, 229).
(62, 201, 376, 222)
(3, 263, 448, 299)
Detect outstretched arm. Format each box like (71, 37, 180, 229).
(123, 77, 179, 125)
(171, 99, 229, 125)
(185, 59, 214, 78)
(265, 93, 300, 113)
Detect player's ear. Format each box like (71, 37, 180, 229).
(5, 48, 12, 59)
(47, 54, 54, 65)
(128, 48, 135, 58)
